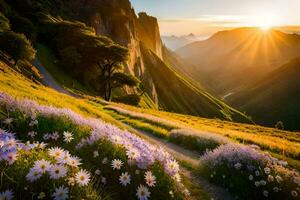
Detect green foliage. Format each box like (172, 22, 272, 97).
(113, 94, 141, 106)
(0, 31, 36, 64)
(8, 12, 36, 41)
(0, 12, 9, 32)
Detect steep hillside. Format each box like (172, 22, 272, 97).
(141, 45, 251, 123)
(177, 28, 300, 96)
(227, 57, 300, 131)
(162, 34, 199, 51)
(0, 0, 253, 123)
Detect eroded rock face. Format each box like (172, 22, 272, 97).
(85, 1, 162, 104)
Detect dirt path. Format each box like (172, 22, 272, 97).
(32, 59, 79, 97)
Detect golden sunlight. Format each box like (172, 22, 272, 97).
(247, 13, 283, 31)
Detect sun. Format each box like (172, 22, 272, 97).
(247, 13, 282, 31)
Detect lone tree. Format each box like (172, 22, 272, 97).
(0, 31, 36, 64)
(97, 44, 140, 101)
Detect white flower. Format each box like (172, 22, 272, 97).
(67, 156, 81, 168)
(49, 165, 67, 180)
(136, 185, 150, 200)
(264, 167, 271, 175)
(254, 181, 260, 187)
(102, 157, 108, 164)
(111, 159, 123, 170)
(26, 168, 42, 182)
(119, 172, 131, 186)
(67, 177, 75, 186)
(249, 175, 253, 181)
(126, 148, 139, 160)
(166, 160, 179, 175)
(28, 131, 37, 138)
(260, 180, 267, 186)
(52, 186, 69, 200)
(75, 169, 91, 186)
(101, 177, 106, 184)
(48, 147, 65, 159)
(275, 175, 283, 183)
(29, 119, 38, 127)
(3, 118, 13, 125)
(3, 152, 17, 165)
(267, 175, 274, 182)
(174, 173, 181, 182)
(63, 131, 73, 143)
(255, 170, 260, 176)
(0, 189, 14, 200)
(57, 151, 71, 164)
(33, 159, 51, 173)
(95, 169, 101, 175)
(273, 187, 279, 192)
(93, 151, 99, 158)
(234, 163, 242, 170)
(51, 132, 60, 141)
(291, 190, 298, 197)
(263, 190, 268, 197)
(145, 171, 156, 187)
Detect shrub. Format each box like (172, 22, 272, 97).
(0, 31, 36, 64)
(169, 129, 229, 154)
(113, 94, 141, 106)
(200, 143, 300, 200)
(0, 12, 9, 32)
(275, 121, 284, 130)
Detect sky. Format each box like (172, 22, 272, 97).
(130, 0, 300, 36)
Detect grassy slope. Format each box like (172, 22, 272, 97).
(228, 57, 300, 131)
(141, 45, 252, 123)
(106, 102, 300, 170)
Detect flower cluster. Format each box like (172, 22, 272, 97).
(201, 143, 300, 199)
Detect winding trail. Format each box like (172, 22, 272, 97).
(32, 59, 78, 97)
(33, 58, 235, 200)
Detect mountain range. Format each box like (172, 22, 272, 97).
(162, 33, 200, 51)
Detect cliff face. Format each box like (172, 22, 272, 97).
(84, 1, 162, 104)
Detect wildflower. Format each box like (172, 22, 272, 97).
(119, 172, 131, 186)
(67, 156, 81, 168)
(101, 177, 106, 184)
(126, 148, 139, 160)
(29, 119, 38, 127)
(63, 131, 73, 143)
(26, 168, 42, 182)
(3, 152, 17, 165)
(260, 180, 267, 186)
(135, 170, 140, 175)
(174, 173, 181, 182)
(37, 192, 46, 199)
(234, 163, 242, 170)
(275, 175, 283, 183)
(102, 157, 108, 164)
(291, 190, 298, 197)
(111, 159, 123, 170)
(267, 175, 274, 182)
(48, 147, 65, 159)
(183, 189, 190, 196)
(169, 190, 174, 198)
(75, 169, 91, 186)
(273, 187, 279, 192)
(254, 181, 260, 187)
(67, 177, 75, 186)
(145, 171, 156, 187)
(3, 118, 13, 125)
(49, 165, 67, 180)
(33, 159, 51, 173)
(28, 131, 37, 138)
(57, 151, 71, 165)
(93, 151, 99, 158)
(95, 169, 101, 175)
(51, 132, 60, 141)
(166, 160, 179, 175)
(264, 167, 271, 175)
(0, 190, 14, 200)
(136, 185, 150, 200)
(52, 186, 69, 200)
(255, 170, 260, 176)
(294, 177, 300, 186)
(249, 175, 253, 181)
(263, 190, 269, 197)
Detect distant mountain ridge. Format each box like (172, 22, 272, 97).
(162, 33, 200, 51)
(177, 28, 300, 96)
(227, 57, 300, 130)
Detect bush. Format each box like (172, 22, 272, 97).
(169, 129, 229, 154)
(200, 143, 300, 200)
(113, 94, 141, 106)
(275, 121, 284, 130)
(0, 31, 36, 64)
(0, 12, 9, 32)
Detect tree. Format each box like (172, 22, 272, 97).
(275, 121, 284, 130)
(0, 31, 36, 64)
(97, 44, 140, 101)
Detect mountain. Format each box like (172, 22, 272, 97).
(177, 28, 300, 96)
(1, 0, 251, 123)
(162, 33, 199, 51)
(227, 57, 300, 130)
